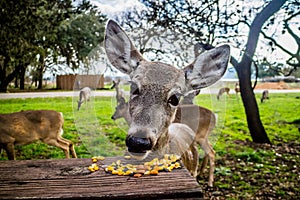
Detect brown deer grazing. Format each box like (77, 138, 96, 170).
(261, 90, 269, 103)
(217, 87, 230, 100)
(105, 20, 229, 186)
(0, 110, 77, 160)
(77, 87, 91, 110)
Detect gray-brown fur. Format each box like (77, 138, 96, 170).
(217, 87, 230, 100)
(261, 90, 269, 103)
(105, 20, 230, 186)
(77, 87, 91, 110)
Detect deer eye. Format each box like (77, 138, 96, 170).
(168, 94, 181, 106)
(130, 82, 139, 96)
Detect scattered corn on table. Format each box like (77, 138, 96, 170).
(0, 156, 203, 199)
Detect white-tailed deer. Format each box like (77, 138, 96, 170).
(217, 87, 230, 100)
(235, 82, 240, 95)
(105, 20, 229, 186)
(261, 90, 269, 103)
(0, 110, 77, 160)
(111, 95, 216, 186)
(77, 87, 91, 110)
(111, 79, 125, 102)
(111, 97, 131, 124)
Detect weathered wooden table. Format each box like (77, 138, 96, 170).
(0, 157, 203, 199)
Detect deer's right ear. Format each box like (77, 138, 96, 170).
(105, 20, 144, 75)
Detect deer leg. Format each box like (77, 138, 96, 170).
(198, 154, 209, 175)
(43, 137, 70, 158)
(190, 142, 199, 177)
(182, 142, 199, 177)
(198, 139, 215, 187)
(58, 137, 77, 158)
(5, 143, 16, 160)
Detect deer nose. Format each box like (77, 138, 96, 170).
(126, 134, 152, 153)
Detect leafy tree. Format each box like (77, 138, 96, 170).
(260, 0, 300, 76)
(0, 0, 48, 91)
(257, 60, 282, 79)
(0, 0, 106, 92)
(56, 5, 106, 71)
(127, 0, 296, 143)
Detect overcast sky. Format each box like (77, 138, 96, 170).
(90, 0, 144, 17)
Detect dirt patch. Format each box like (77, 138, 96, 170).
(255, 81, 290, 89)
(199, 140, 300, 199)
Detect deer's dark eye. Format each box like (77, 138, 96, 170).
(130, 82, 139, 96)
(168, 94, 181, 106)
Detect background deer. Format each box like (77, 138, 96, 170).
(111, 79, 125, 102)
(261, 90, 269, 103)
(0, 110, 77, 160)
(105, 20, 229, 186)
(235, 82, 240, 95)
(77, 87, 91, 110)
(217, 87, 230, 100)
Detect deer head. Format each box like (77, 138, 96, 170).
(105, 20, 230, 159)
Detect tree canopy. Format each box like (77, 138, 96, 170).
(0, 0, 106, 92)
(116, 0, 299, 143)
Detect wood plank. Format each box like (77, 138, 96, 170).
(0, 157, 203, 199)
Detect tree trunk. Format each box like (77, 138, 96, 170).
(20, 65, 26, 90)
(14, 74, 19, 88)
(235, 0, 286, 144)
(237, 58, 271, 144)
(37, 55, 45, 90)
(37, 68, 43, 89)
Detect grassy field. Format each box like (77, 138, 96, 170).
(0, 92, 299, 199)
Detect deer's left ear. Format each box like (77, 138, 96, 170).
(184, 45, 230, 90)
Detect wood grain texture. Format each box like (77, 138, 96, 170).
(0, 157, 203, 199)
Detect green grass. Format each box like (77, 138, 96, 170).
(0, 96, 126, 160)
(1, 92, 299, 198)
(195, 92, 300, 146)
(0, 92, 299, 160)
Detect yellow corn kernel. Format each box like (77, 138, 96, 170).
(174, 162, 181, 168)
(97, 156, 105, 161)
(150, 169, 159, 175)
(134, 173, 142, 178)
(88, 166, 95, 172)
(124, 155, 131, 159)
(124, 170, 133, 176)
(167, 166, 173, 171)
(112, 170, 119, 175)
(144, 171, 151, 175)
(94, 165, 99, 171)
(117, 171, 124, 176)
(116, 160, 121, 165)
(107, 166, 114, 171)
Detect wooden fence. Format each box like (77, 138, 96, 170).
(56, 74, 104, 90)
